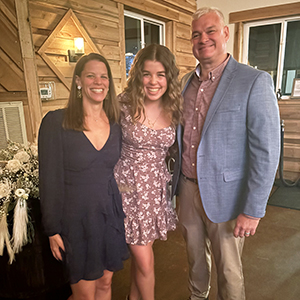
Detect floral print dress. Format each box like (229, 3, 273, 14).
(114, 102, 177, 245)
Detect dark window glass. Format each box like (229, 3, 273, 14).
(248, 24, 281, 89)
(282, 20, 300, 95)
(125, 16, 162, 77)
(144, 21, 160, 47)
(125, 16, 141, 76)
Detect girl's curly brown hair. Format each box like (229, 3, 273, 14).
(122, 44, 182, 126)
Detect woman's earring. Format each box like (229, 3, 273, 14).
(77, 86, 82, 98)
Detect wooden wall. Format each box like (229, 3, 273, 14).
(0, 0, 39, 142)
(30, 0, 196, 114)
(29, 0, 127, 115)
(279, 100, 300, 182)
(0, 0, 196, 143)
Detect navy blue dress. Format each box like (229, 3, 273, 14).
(38, 109, 128, 284)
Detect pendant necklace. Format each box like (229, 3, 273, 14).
(146, 110, 162, 129)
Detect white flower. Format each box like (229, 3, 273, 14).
(15, 188, 26, 198)
(32, 169, 39, 177)
(14, 151, 30, 163)
(0, 141, 39, 258)
(0, 179, 11, 199)
(6, 159, 22, 172)
(30, 145, 38, 157)
(10, 144, 19, 152)
(23, 164, 32, 173)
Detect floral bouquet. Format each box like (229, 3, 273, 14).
(0, 140, 39, 263)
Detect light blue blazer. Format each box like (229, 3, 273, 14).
(172, 56, 280, 223)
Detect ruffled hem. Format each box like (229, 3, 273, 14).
(68, 222, 129, 284)
(124, 205, 178, 245)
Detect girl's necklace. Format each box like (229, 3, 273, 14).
(146, 110, 162, 129)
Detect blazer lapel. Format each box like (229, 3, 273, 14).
(200, 57, 238, 142)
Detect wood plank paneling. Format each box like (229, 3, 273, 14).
(39, 52, 71, 89)
(176, 22, 191, 40)
(36, 55, 57, 77)
(32, 0, 119, 21)
(176, 53, 195, 67)
(115, 0, 195, 24)
(161, 0, 195, 14)
(165, 21, 175, 53)
(117, 3, 126, 92)
(51, 82, 69, 100)
(233, 22, 243, 62)
(178, 11, 193, 25)
(16, 0, 42, 141)
(111, 78, 122, 95)
(107, 60, 122, 79)
(0, 6, 24, 91)
(97, 44, 121, 61)
(116, 0, 180, 21)
(284, 144, 300, 159)
(41, 99, 68, 116)
(279, 100, 300, 181)
(284, 133, 300, 145)
(0, 49, 26, 91)
(0, 91, 27, 103)
(229, 2, 300, 24)
(22, 105, 34, 142)
(176, 37, 192, 54)
(279, 104, 300, 120)
(0, 0, 17, 26)
(0, 0, 29, 143)
(93, 39, 119, 47)
(281, 171, 300, 182)
(33, 33, 48, 48)
(36, 8, 102, 92)
(76, 11, 119, 27)
(29, 4, 65, 30)
(81, 20, 120, 42)
(27, 0, 196, 128)
(282, 160, 300, 173)
(283, 120, 300, 134)
(46, 61, 75, 78)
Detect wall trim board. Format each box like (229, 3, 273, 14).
(229, 2, 300, 24)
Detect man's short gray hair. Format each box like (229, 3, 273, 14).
(193, 7, 226, 26)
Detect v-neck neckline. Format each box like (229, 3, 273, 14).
(82, 123, 111, 152)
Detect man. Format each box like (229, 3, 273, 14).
(172, 7, 280, 300)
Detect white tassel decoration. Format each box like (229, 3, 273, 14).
(0, 209, 14, 264)
(12, 197, 28, 255)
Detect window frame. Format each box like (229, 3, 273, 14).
(243, 16, 300, 99)
(124, 10, 165, 50)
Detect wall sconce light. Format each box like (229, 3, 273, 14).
(68, 37, 85, 63)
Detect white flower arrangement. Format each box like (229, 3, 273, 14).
(0, 140, 39, 263)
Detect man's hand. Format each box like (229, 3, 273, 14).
(49, 234, 65, 261)
(233, 213, 261, 238)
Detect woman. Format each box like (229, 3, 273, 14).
(114, 44, 182, 300)
(38, 53, 128, 300)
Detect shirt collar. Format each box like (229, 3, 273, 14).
(194, 54, 231, 82)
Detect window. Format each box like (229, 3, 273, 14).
(124, 11, 165, 76)
(243, 17, 300, 98)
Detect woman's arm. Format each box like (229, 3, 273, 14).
(38, 110, 65, 236)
